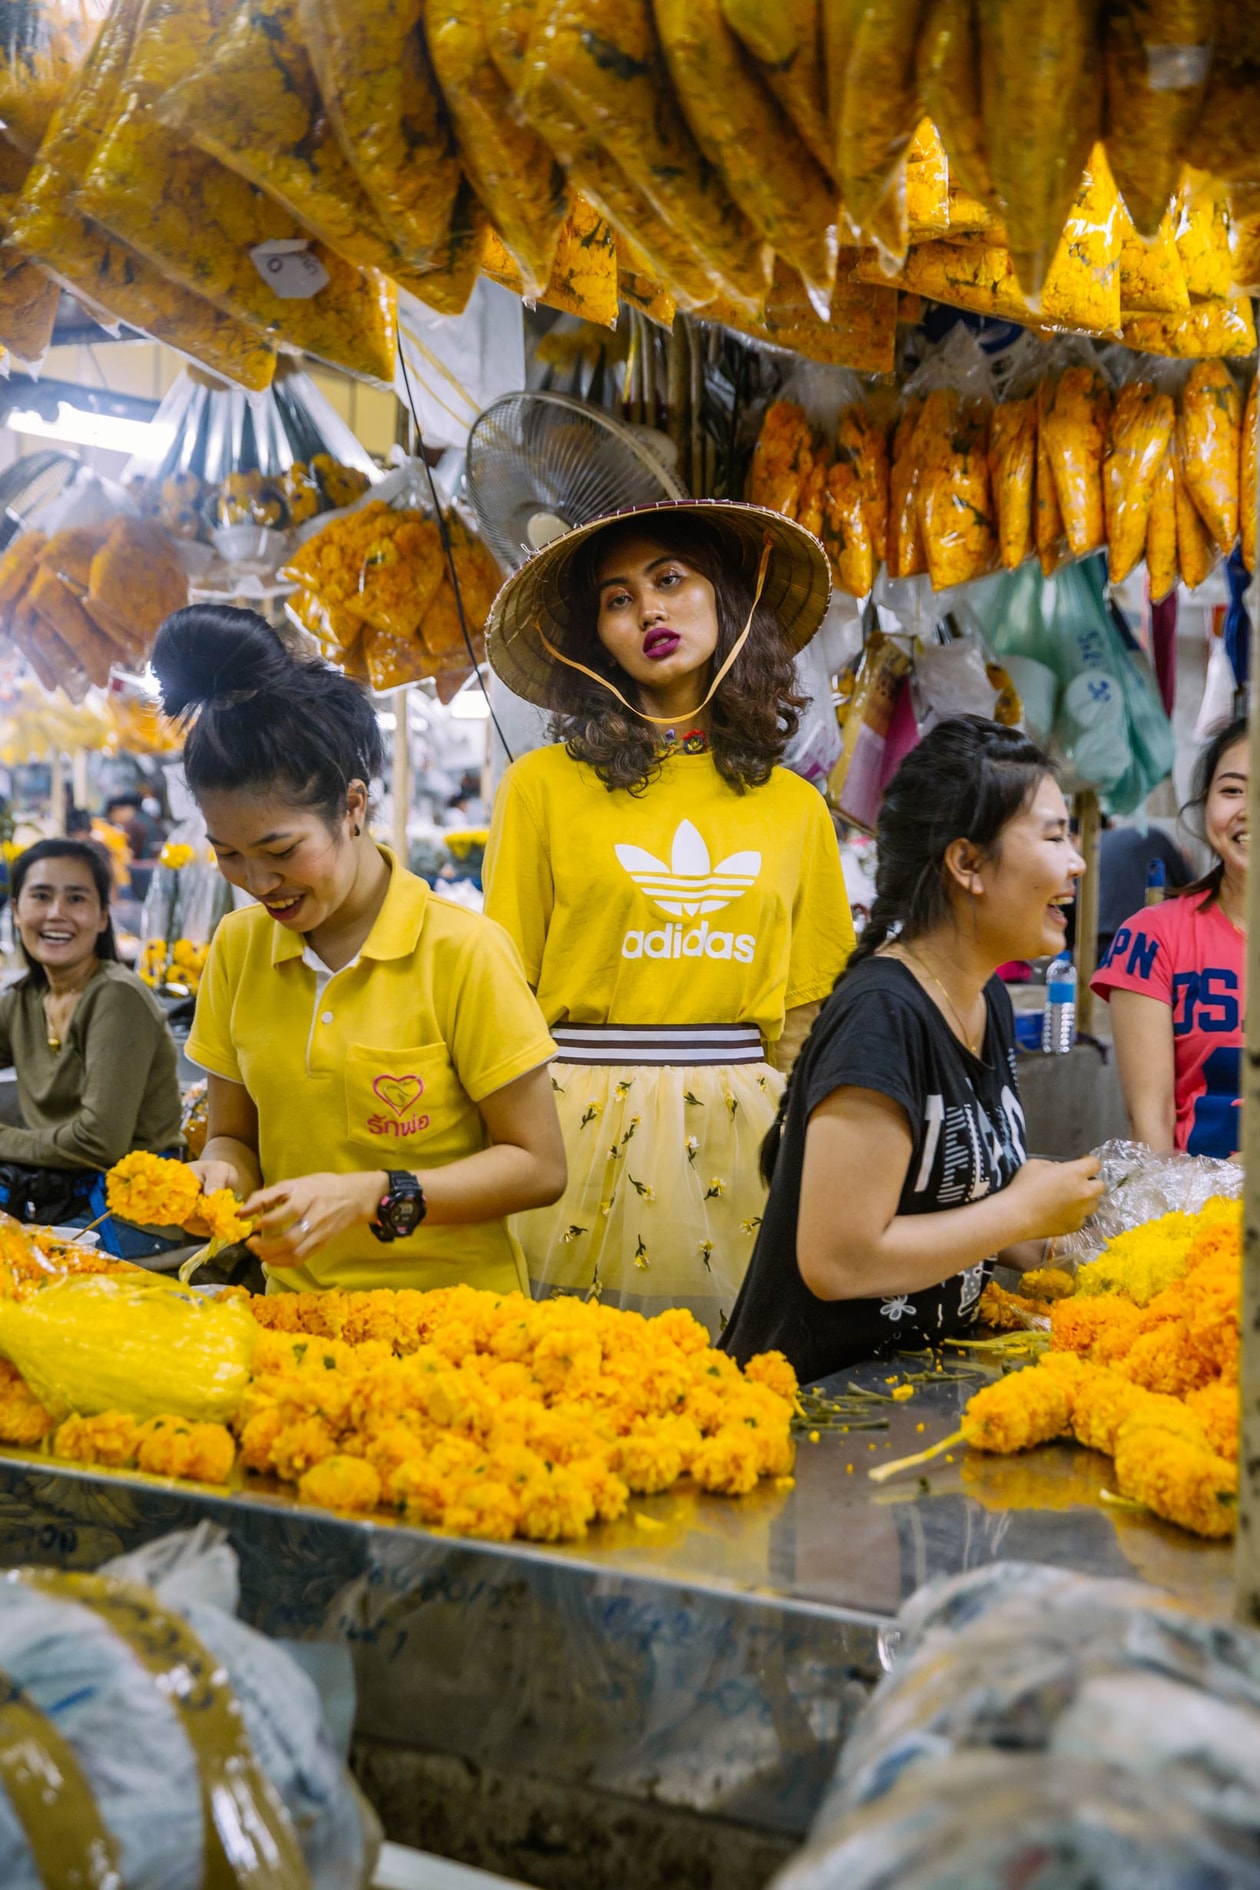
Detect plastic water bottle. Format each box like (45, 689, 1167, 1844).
(1041, 955, 1077, 1054)
(1145, 858, 1167, 905)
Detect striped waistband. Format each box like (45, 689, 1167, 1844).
(551, 1023, 764, 1068)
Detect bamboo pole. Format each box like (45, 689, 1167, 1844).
(1237, 508, 1260, 1624)
(49, 752, 66, 834)
(71, 748, 89, 812)
(1073, 790, 1102, 1036)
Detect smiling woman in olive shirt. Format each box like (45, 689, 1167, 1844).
(0, 838, 181, 1231)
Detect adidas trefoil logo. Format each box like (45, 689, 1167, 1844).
(616, 820, 761, 917)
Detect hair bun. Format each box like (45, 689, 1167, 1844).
(151, 604, 294, 719)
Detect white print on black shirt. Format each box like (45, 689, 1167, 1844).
(912, 1082, 1027, 1206)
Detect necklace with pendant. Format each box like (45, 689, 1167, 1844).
(660, 726, 709, 756)
(894, 947, 989, 1062)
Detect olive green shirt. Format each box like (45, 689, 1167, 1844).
(0, 961, 182, 1171)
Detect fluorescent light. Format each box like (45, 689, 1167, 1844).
(5, 402, 174, 457)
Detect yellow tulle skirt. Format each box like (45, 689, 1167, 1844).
(513, 1057, 785, 1338)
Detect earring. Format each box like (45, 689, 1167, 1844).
(352, 824, 361, 837)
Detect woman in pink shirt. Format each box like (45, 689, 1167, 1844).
(1092, 717, 1246, 1158)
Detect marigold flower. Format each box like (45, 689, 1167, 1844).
(742, 1351, 799, 1403)
(55, 1410, 141, 1467)
(271, 1416, 338, 1482)
(299, 1454, 382, 1514)
(962, 1359, 1079, 1454)
(200, 1189, 252, 1245)
(1018, 1266, 1077, 1301)
(134, 1415, 235, 1484)
(1113, 1426, 1236, 1538)
(106, 1152, 202, 1228)
(1185, 1379, 1238, 1461)
(0, 1379, 56, 1445)
(691, 1426, 762, 1496)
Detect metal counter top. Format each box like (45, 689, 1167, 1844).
(0, 1355, 1232, 1838)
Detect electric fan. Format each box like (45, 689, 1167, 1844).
(0, 450, 79, 552)
(464, 391, 686, 573)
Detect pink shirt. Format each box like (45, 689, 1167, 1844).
(1092, 891, 1243, 1157)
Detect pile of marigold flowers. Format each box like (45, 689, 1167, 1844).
(960, 1197, 1241, 1539)
(0, 1217, 799, 1539)
(240, 1286, 798, 1539)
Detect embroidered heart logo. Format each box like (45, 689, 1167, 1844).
(373, 1074, 425, 1116)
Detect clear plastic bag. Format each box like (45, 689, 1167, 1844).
(0, 1526, 376, 1890)
(887, 393, 926, 579)
(904, 326, 997, 591)
(1048, 558, 1174, 814)
(1054, 1138, 1242, 1270)
(537, 0, 769, 314)
(1177, 358, 1242, 556)
(1041, 353, 1112, 558)
(1103, 373, 1176, 584)
(1243, 373, 1258, 574)
(1122, 298, 1259, 359)
(0, 0, 108, 156)
(837, 0, 924, 265)
(428, 0, 568, 302)
(1146, 443, 1179, 601)
(1116, 198, 1189, 317)
(1174, 436, 1222, 589)
(1039, 144, 1122, 339)
(1103, 0, 1213, 241)
(976, 0, 1102, 305)
(76, 0, 398, 385)
(655, 0, 838, 309)
(298, 0, 460, 269)
(719, 0, 832, 180)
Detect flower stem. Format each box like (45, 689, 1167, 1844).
(868, 1427, 966, 1484)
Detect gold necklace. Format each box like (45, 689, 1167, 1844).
(895, 947, 987, 1058)
(44, 963, 99, 1052)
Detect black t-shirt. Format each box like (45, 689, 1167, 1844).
(721, 957, 1026, 1383)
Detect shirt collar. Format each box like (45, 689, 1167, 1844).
(269, 847, 429, 967)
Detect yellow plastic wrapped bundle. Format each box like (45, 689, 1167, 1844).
(655, 0, 838, 303)
(282, 501, 446, 639)
(1103, 0, 1213, 239)
(915, 387, 996, 589)
(989, 394, 1036, 570)
(155, 0, 444, 289)
(298, 0, 460, 267)
(747, 400, 813, 516)
(1039, 147, 1121, 337)
(1121, 299, 1259, 358)
(0, 256, 59, 368)
(977, 0, 1103, 303)
(1116, 200, 1189, 316)
(3, 0, 277, 389)
(749, 264, 898, 372)
(1173, 444, 1219, 589)
(1146, 446, 1179, 602)
(916, 0, 992, 206)
(0, 1271, 256, 1423)
(1035, 375, 1069, 576)
(0, 0, 107, 157)
(429, 0, 568, 300)
(418, 519, 500, 659)
(796, 456, 827, 540)
(537, 0, 768, 313)
(76, 0, 397, 384)
(1242, 375, 1257, 574)
(823, 456, 873, 597)
(479, 197, 618, 325)
(905, 118, 950, 236)
(837, 0, 924, 261)
(1104, 380, 1175, 583)
(362, 623, 434, 691)
(872, 240, 1028, 325)
(1177, 359, 1242, 555)
(79, 114, 397, 383)
(887, 395, 926, 579)
(1175, 174, 1235, 303)
(836, 403, 889, 564)
(719, 0, 832, 178)
(1232, 211, 1260, 295)
(1042, 364, 1110, 557)
(615, 237, 677, 326)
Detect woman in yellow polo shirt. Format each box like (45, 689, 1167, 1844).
(483, 501, 854, 1335)
(151, 604, 565, 1296)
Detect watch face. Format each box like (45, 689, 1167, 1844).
(383, 1174, 425, 1238)
(390, 1197, 424, 1236)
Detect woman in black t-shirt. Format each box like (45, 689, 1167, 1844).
(722, 716, 1104, 1384)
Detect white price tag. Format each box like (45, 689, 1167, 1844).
(249, 238, 330, 299)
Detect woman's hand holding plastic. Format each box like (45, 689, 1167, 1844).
(1006, 1155, 1104, 1241)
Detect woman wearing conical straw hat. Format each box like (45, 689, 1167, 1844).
(483, 500, 854, 1336)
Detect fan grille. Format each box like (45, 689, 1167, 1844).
(466, 392, 685, 572)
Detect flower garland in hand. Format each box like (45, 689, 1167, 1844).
(105, 1152, 252, 1243)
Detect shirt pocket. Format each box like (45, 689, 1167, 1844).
(344, 1041, 478, 1165)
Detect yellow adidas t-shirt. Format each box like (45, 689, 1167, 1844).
(187, 851, 555, 1295)
(483, 745, 854, 1042)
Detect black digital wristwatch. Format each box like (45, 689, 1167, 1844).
(370, 1170, 427, 1242)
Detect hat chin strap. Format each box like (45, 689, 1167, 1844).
(535, 532, 773, 728)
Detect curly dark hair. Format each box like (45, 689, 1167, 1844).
(551, 514, 807, 795)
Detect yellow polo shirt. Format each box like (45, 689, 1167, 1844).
(186, 851, 555, 1295)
